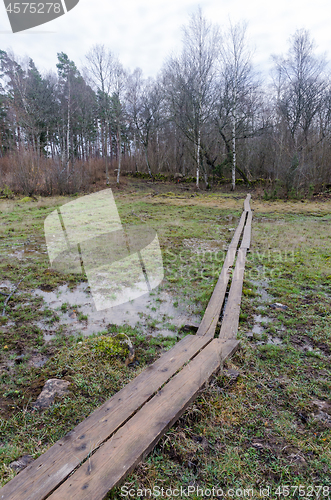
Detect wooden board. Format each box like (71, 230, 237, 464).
(197, 210, 246, 337)
(0, 334, 212, 500)
(219, 247, 247, 340)
(48, 339, 240, 500)
(244, 193, 251, 212)
(240, 211, 252, 250)
(219, 195, 251, 339)
(228, 210, 247, 254)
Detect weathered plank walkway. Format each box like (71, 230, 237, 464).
(1, 194, 252, 500)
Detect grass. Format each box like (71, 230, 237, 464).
(0, 181, 331, 494)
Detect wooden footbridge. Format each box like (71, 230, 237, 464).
(1, 195, 252, 500)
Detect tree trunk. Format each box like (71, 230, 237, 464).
(144, 143, 153, 178)
(196, 130, 200, 188)
(66, 79, 71, 182)
(105, 118, 109, 185)
(116, 124, 121, 184)
(232, 106, 236, 191)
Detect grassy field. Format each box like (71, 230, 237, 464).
(0, 180, 330, 497)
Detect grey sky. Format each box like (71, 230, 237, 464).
(0, 0, 329, 79)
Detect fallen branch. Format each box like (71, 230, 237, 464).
(2, 278, 24, 317)
(131, 210, 145, 222)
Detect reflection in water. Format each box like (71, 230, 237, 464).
(34, 283, 200, 340)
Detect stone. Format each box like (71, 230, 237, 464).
(32, 379, 70, 410)
(312, 399, 331, 414)
(224, 369, 240, 381)
(10, 455, 34, 472)
(179, 324, 199, 333)
(252, 442, 264, 450)
(270, 303, 288, 311)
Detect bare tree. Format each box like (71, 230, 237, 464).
(217, 21, 258, 190)
(84, 44, 116, 184)
(272, 29, 328, 187)
(111, 61, 127, 185)
(163, 7, 220, 187)
(126, 71, 163, 178)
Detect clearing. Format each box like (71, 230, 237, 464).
(0, 180, 330, 497)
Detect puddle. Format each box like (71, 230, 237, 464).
(252, 314, 274, 335)
(246, 282, 283, 345)
(251, 279, 274, 304)
(0, 280, 13, 292)
(33, 284, 200, 340)
(28, 355, 48, 368)
(255, 335, 283, 346)
(253, 314, 273, 324)
(290, 335, 318, 353)
(183, 238, 224, 254)
(252, 323, 263, 335)
(267, 336, 283, 345)
(8, 248, 42, 260)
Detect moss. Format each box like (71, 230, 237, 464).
(20, 197, 34, 203)
(85, 334, 130, 360)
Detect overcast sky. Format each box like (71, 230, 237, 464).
(0, 0, 329, 81)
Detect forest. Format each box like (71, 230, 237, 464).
(0, 10, 331, 196)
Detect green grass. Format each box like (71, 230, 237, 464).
(1, 185, 331, 493)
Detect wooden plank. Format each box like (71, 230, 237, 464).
(48, 339, 240, 500)
(240, 211, 252, 250)
(219, 195, 252, 339)
(228, 210, 247, 255)
(219, 247, 247, 339)
(197, 210, 246, 337)
(0, 334, 212, 500)
(244, 193, 251, 212)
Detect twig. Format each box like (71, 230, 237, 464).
(2, 278, 24, 317)
(0, 291, 10, 297)
(131, 210, 145, 222)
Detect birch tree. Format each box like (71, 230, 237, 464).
(163, 8, 220, 187)
(84, 44, 115, 184)
(217, 21, 257, 190)
(112, 61, 127, 184)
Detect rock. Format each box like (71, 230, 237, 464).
(10, 455, 34, 472)
(288, 453, 306, 464)
(312, 399, 331, 414)
(245, 332, 254, 340)
(32, 379, 70, 410)
(14, 354, 25, 365)
(224, 369, 240, 381)
(270, 303, 288, 311)
(179, 324, 199, 333)
(252, 442, 264, 450)
(314, 410, 331, 425)
(193, 435, 210, 451)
